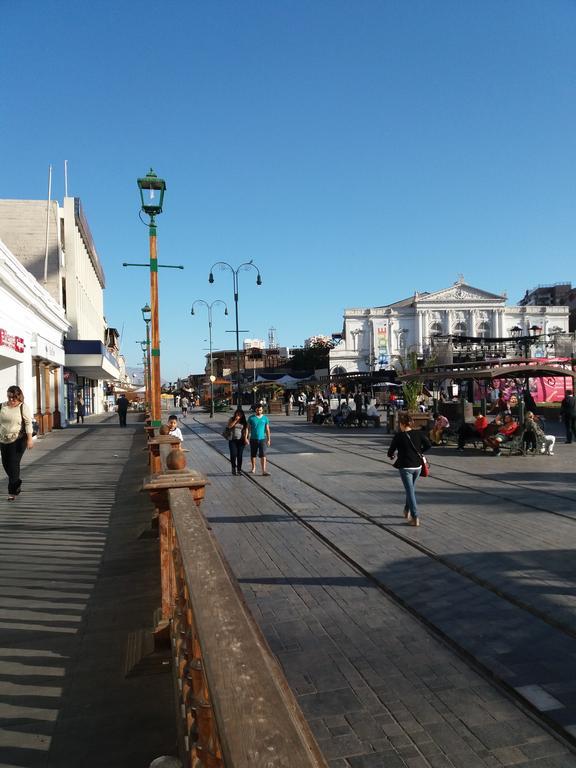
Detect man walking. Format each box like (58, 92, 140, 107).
(560, 390, 576, 444)
(116, 394, 129, 428)
(246, 404, 271, 475)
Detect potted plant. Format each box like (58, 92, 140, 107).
(393, 350, 431, 430)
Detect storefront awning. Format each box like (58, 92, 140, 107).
(64, 340, 120, 380)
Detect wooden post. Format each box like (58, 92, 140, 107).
(52, 366, 62, 429)
(42, 363, 52, 432)
(34, 359, 44, 435)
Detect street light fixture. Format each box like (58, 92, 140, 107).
(208, 260, 262, 406)
(191, 299, 228, 418)
(123, 169, 166, 429)
(136, 340, 149, 406)
(141, 303, 152, 412)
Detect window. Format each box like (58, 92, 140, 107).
(477, 321, 490, 338)
(453, 322, 467, 336)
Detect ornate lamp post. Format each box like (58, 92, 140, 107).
(141, 303, 152, 412)
(191, 299, 228, 418)
(136, 340, 149, 408)
(208, 261, 262, 406)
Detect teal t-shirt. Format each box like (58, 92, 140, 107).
(248, 414, 269, 440)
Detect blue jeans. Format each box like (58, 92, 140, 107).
(399, 467, 421, 519)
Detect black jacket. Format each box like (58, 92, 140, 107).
(560, 395, 576, 417)
(388, 429, 431, 468)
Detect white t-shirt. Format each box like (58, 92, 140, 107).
(169, 426, 183, 443)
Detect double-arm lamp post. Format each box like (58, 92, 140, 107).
(208, 261, 262, 406)
(191, 299, 228, 418)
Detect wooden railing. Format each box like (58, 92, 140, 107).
(144, 440, 328, 768)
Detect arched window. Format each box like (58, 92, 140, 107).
(453, 322, 467, 337)
(331, 366, 347, 375)
(477, 321, 490, 338)
(429, 322, 443, 336)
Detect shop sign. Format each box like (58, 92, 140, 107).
(0, 328, 25, 354)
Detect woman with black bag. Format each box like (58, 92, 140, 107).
(387, 412, 431, 527)
(0, 386, 34, 501)
(226, 408, 247, 475)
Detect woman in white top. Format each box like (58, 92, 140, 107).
(0, 386, 34, 501)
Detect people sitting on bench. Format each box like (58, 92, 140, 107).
(430, 412, 449, 445)
(523, 411, 555, 455)
(457, 414, 488, 450)
(334, 401, 351, 426)
(487, 414, 519, 455)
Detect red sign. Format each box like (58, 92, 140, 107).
(0, 328, 25, 354)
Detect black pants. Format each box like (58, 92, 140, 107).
(1, 436, 27, 495)
(563, 416, 576, 443)
(457, 424, 481, 449)
(118, 410, 128, 427)
(228, 439, 245, 472)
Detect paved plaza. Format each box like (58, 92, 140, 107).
(0, 410, 575, 767)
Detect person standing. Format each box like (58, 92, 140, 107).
(226, 408, 247, 475)
(297, 392, 307, 416)
(116, 394, 129, 427)
(0, 386, 34, 501)
(75, 395, 85, 424)
(560, 391, 576, 444)
(180, 395, 189, 418)
(246, 404, 271, 475)
(387, 413, 431, 527)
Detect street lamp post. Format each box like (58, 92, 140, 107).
(208, 261, 262, 406)
(141, 303, 152, 412)
(125, 169, 166, 429)
(136, 340, 149, 408)
(191, 299, 228, 418)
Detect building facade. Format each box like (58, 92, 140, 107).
(0, 197, 120, 421)
(0, 238, 70, 429)
(329, 278, 571, 374)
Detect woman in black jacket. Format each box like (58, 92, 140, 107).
(387, 412, 431, 527)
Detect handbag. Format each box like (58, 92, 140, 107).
(222, 426, 232, 440)
(406, 432, 430, 477)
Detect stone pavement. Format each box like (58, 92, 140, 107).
(181, 410, 576, 768)
(0, 414, 176, 768)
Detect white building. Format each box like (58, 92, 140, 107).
(0, 238, 70, 429)
(329, 278, 571, 374)
(0, 197, 120, 421)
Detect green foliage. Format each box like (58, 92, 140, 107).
(290, 340, 334, 371)
(393, 350, 423, 412)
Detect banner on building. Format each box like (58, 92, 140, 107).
(377, 326, 389, 367)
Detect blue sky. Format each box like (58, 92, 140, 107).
(2, 1, 576, 379)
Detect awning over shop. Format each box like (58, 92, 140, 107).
(31, 333, 65, 366)
(64, 340, 120, 380)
